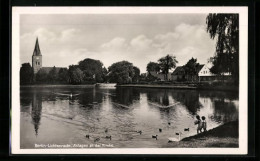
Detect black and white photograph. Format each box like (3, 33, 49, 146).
(11, 7, 248, 154)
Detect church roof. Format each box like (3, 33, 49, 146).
(39, 67, 67, 73)
(33, 37, 42, 56)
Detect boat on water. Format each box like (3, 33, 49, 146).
(96, 83, 117, 88)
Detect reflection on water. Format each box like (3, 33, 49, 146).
(20, 87, 238, 148)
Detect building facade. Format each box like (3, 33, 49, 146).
(32, 38, 42, 74)
(32, 38, 67, 75)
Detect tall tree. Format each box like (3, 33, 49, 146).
(132, 66, 140, 83)
(107, 61, 135, 84)
(158, 54, 178, 80)
(78, 58, 104, 83)
(58, 68, 69, 83)
(146, 62, 160, 74)
(68, 65, 84, 84)
(20, 63, 34, 85)
(184, 57, 200, 81)
(206, 14, 239, 82)
(35, 69, 48, 83)
(48, 66, 59, 83)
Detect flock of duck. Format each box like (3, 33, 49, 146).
(84, 123, 190, 143)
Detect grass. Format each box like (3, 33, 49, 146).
(163, 120, 238, 148)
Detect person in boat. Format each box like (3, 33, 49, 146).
(194, 115, 202, 134)
(201, 116, 207, 132)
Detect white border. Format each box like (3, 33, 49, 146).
(12, 7, 248, 155)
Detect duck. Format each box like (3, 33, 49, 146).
(105, 136, 112, 140)
(168, 132, 182, 142)
(184, 128, 189, 131)
(105, 128, 108, 133)
(136, 130, 142, 135)
(168, 122, 171, 125)
(85, 135, 90, 139)
(159, 128, 162, 132)
(94, 137, 100, 142)
(68, 117, 73, 120)
(152, 135, 158, 140)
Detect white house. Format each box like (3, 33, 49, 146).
(198, 62, 231, 82)
(198, 63, 216, 81)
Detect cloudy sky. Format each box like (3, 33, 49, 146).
(20, 14, 216, 73)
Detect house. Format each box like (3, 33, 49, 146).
(147, 71, 172, 81)
(171, 66, 186, 81)
(171, 64, 204, 82)
(198, 62, 231, 82)
(198, 63, 216, 81)
(32, 37, 67, 74)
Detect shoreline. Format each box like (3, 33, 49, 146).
(20, 84, 95, 88)
(117, 84, 238, 92)
(163, 120, 238, 148)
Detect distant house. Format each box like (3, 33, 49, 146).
(171, 66, 186, 81)
(198, 62, 231, 82)
(147, 71, 172, 81)
(171, 64, 204, 82)
(198, 63, 216, 81)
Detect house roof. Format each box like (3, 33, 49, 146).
(172, 64, 205, 75)
(171, 66, 184, 75)
(196, 64, 204, 73)
(39, 67, 67, 73)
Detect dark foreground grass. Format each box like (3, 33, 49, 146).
(163, 120, 238, 148)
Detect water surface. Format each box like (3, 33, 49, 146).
(20, 87, 238, 148)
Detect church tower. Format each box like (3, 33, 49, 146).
(32, 37, 42, 74)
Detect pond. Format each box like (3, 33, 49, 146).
(20, 87, 238, 148)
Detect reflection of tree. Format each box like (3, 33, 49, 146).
(213, 99, 238, 123)
(171, 90, 201, 115)
(78, 88, 103, 107)
(147, 89, 170, 106)
(31, 92, 42, 136)
(111, 87, 140, 106)
(199, 90, 238, 101)
(20, 91, 33, 113)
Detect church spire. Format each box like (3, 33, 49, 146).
(33, 37, 41, 56)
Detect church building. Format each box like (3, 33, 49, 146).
(32, 38, 67, 74)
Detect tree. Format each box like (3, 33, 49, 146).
(101, 67, 108, 83)
(132, 66, 140, 83)
(146, 62, 160, 74)
(107, 61, 135, 84)
(20, 63, 34, 85)
(48, 66, 58, 83)
(184, 57, 200, 81)
(68, 65, 84, 84)
(158, 54, 178, 80)
(58, 68, 69, 83)
(206, 14, 239, 83)
(36, 69, 48, 83)
(78, 58, 104, 83)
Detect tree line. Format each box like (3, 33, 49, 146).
(20, 54, 178, 85)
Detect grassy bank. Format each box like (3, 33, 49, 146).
(163, 121, 238, 148)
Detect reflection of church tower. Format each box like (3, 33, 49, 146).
(32, 37, 42, 74)
(31, 92, 42, 136)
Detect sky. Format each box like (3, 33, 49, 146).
(20, 14, 216, 73)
